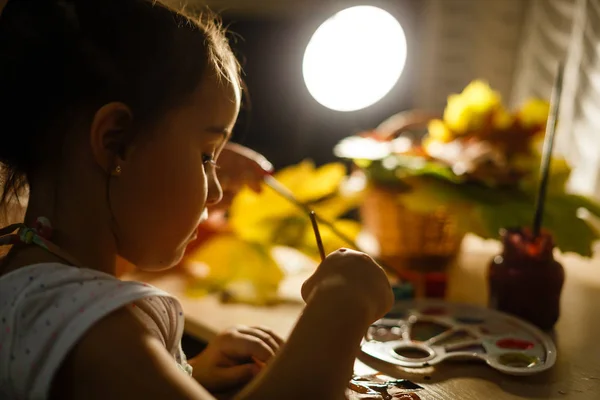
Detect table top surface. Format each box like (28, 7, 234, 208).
(126, 236, 600, 400)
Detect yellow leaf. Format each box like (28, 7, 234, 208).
(231, 214, 285, 245)
(443, 81, 502, 134)
(444, 94, 471, 134)
(312, 193, 363, 220)
(185, 235, 284, 304)
(461, 80, 502, 112)
(229, 161, 349, 244)
(229, 182, 298, 245)
(273, 159, 315, 187)
(267, 160, 345, 203)
(296, 163, 347, 203)
(427, 119, 454, 142)
(519, 98, 550, 129)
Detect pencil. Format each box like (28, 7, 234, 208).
(309, 211, 326, 261)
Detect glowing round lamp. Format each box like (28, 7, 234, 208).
(303, 6, 407, 112)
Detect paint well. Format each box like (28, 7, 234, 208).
(411, 321, 449, 341)
(498, 353, 539, 368)
(496, 338, 535, 350)
(435, 330, 477, 346)
(394, 346, 431, 360)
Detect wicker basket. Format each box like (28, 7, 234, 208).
(361, 184, 464, 275)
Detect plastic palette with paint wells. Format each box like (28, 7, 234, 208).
(361, 300, 557, 376)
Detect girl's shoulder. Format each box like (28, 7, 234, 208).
(0, 263, 187, 399)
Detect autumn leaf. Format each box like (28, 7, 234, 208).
(185, 235, 284, 305)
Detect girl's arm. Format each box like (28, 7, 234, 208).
(50, 308, 216, 400)
(235, 283, 371, 400)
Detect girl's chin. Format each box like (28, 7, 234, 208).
(141, 251, 186, 272)
(138, 242, 190, 272)
(187, 232, 198, 246)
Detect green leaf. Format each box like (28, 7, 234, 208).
(471, 195, 535, 239)
(565, 194, 600, 218)
(544, 200, 597, 257)
(364, 157, 464, 186)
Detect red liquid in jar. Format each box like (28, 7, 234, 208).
(488, 228, 564, 331)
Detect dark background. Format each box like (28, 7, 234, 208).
(222, 0, 423, 169)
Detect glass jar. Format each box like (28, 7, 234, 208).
(488, 228, 564, 331)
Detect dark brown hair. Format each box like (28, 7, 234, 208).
(0, 0, 240, 208)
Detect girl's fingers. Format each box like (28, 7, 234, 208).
(236, 327, 281, 355)
(252, 326, 285, 347)
(222, 330, 275, 362)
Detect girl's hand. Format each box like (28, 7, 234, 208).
(190, 325, 283, 395)
(302, 249, 394, 324)
(212, 143, 273, 211)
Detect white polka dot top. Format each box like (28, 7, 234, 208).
(0, 263, 192, 399)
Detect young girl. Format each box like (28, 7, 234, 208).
(0, 1, 393, 399)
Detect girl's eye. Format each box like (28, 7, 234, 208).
(202, 153, 219, 168)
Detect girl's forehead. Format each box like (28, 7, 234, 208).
(186, 72, 241, 126)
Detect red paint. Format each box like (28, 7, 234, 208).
(496, 338, 534, 350)
(420, 307, 446, 316)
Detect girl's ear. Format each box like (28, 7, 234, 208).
(89, 102, 134, 174)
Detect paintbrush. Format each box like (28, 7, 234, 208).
(309, 211, 326, 261)
(533, 64, 564, 237)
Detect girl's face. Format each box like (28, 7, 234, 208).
(110, 72, 240, 270)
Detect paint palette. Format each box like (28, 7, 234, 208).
(361, 300, 557, 376)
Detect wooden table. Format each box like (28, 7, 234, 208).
(127, 236, 600, 399)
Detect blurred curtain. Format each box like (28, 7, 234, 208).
(510, 0, 600, 197)
(415, 0, 529, 112)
